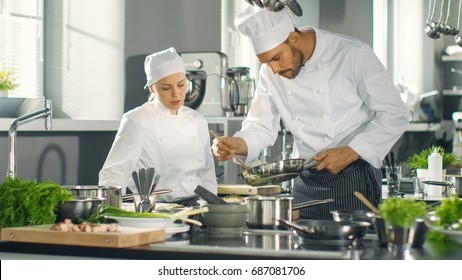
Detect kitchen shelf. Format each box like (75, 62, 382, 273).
(442, 55, 462, 62)
(443, 89, 462, 96)
(406, 122, 442, 132)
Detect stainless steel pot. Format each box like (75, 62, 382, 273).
(63, 185, 122, 208)
(245, 195, 334, 229)
(239, 158, 317, 186)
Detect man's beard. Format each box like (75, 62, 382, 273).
(278, 45, 304, 79)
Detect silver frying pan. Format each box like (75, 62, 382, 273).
(239, 158, 317, 186)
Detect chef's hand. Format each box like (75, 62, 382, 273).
(211, 136, 248, 161)
(312, 146, 359, 174)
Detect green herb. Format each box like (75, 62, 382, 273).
(406, 145, 458, 172)
(379, 198, 427, 228)
(86, 204, 173, 223)
(427, 195, 462, 242)
(0, 177, 73, 229)
(0, 66, 19, 94)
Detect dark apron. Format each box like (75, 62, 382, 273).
(292, 159, 382, 220)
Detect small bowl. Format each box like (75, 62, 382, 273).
(200, 203, 249, 237)
(55, 196, 105, 223)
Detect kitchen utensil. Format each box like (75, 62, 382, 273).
(278, 219, 371, 241)
(240, 158, 317, 186)
(55, 196, 105, 223)
(425, 0, 442, 39)
(245, 195, 334, 229)
(210, 130, 250, 170)
(435, 0, 447, 33)
(63, 185, 122, 208)
(441, 0, 455, 35)
(248, 0, 303, 16)
(353, 191, 379, 214)
(283, 0, 303, 16)
(456, 0, 462, 46)
(194, 185, 227, 205)
(422, 175, 462, 197)
(245, 0, 264, 8)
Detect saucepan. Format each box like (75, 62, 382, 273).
(240, 158, 317, 186)
(245, 195, 334, 229)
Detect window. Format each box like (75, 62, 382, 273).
(0, 0, 43, 98)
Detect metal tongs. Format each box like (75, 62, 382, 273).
(244, 0, 303, 17)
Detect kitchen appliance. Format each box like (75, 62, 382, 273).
(224, 67, 255, 116)
(181, 52, 228, 116)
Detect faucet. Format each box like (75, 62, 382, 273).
(7, 99, 53, 178)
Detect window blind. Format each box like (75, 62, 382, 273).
(221, 0, 260, 81)
(0, 0, 43, 97)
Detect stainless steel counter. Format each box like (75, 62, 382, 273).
(0, 227, 460, 260)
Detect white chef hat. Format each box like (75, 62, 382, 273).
(235, 6, 296, 55)
(144, 47, 185, 88)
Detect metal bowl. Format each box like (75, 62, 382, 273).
(55, 196, 105, 223)
(280, 219, 371, 241)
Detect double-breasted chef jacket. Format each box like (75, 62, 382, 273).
(99, 98, 217, 202)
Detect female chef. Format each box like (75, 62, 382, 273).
(98, 47, 217, 206)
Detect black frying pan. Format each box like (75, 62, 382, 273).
(239, 158, 317, 186)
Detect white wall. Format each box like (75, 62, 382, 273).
(45, 0, 125, 120)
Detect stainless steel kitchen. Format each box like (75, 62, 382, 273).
(1, 0, 462, 271)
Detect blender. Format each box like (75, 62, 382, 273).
(224, 67, 255, 116)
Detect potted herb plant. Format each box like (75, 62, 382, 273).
(0, 66, 19, 97)
(406, 145, 458, 178)
(379, 198, 427, 246)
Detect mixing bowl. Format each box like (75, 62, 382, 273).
(55, 196, 105, 223)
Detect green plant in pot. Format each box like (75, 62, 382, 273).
(406, 145, 458, 177)
(379, 198, 427, 246)
(0, 65, 19, 96)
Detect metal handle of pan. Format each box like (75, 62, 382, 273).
(302, 160, 318, 170)
(292, 199, 334, 210)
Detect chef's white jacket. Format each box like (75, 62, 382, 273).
(98, 99, 217, 201)
(235, 27, 410, 168)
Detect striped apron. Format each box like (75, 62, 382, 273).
(292, 159, 382, 220)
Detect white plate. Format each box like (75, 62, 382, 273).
(107, 216, 174, 229)
(166, 223, 190, 236)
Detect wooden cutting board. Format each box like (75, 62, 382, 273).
(218, 184, 281, 195)
(1, 225, 165, 248)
